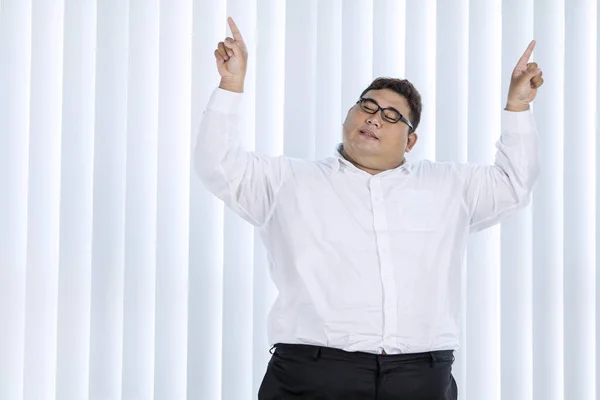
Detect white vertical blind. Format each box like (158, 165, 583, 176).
(405, 0, 436, 161)
(373, 0, 405, 83)
(154, 0, 193, 399)
(500, 2, 534, 400)
(121, 2, 159, 400)
(253, 0, 285, 395)
(435, 0, 469, 396)
(0, 1, 31, 399)
(564, 1, 597, 400)
(220, 2, 256, 400)
(315, 0, 342, 159)
(597, 1, 600, 394)
(88, 1, 128, 399)
(466, 1, 502, 400)
(532, 1, 565, 400)
(188, 0, 225, 399)
(284, 0, 316, 159)
(0, 1, 599, 399)
(342, 0, 373, 118)
(435, 0, 468, 164)
(22, 1, 63, 400)
(55, 1, 96, 399)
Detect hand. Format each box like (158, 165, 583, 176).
(214, 17, 248, 93)
(505, 40, 545, 112)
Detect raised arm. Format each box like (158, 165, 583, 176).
(195, 17, 289, 227)
(463, 40, 544, 232)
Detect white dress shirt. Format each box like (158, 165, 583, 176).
(195, 87, 540, 355)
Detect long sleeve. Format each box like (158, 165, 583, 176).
(194, 88, 289, 227)
(460, 109, 540, 232)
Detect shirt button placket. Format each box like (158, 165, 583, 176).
(369, 178, 398, 352)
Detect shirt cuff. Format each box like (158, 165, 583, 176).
(206, 87, 243, 115)
(501, 108, 537, 134)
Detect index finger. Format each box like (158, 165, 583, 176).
(228, 17, 245, 44)
(517, 40, 536, 68)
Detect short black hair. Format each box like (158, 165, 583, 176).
(359, 77, 422, 132)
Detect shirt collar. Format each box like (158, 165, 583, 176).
(330, 143, 412, 175)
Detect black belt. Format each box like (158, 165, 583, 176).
(271, 343, 455, 364)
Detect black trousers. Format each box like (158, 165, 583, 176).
(258, 343, 458, 400)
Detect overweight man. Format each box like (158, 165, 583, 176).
(195, 17, 544, 400)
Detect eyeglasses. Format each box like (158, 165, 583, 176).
(356, 97, 414, 133)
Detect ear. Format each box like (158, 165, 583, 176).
(406, 132, 418, 152)
(342, 106, 354, 125)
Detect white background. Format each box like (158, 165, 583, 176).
(0, 0, 597, 399)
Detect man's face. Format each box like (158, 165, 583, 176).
(342, 89, 418, 173)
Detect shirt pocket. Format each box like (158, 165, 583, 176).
(395, 189, 441, 232)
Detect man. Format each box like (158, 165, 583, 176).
(196, 17, 544, 400)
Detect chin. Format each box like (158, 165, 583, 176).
(350, 139, 380, 153)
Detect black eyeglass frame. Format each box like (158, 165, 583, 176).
(356, 97, 415, 133)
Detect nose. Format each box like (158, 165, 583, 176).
(366, 116, 382, 128)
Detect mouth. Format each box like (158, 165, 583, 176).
(359, 129, 378, 140)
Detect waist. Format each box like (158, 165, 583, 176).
(273, 343, 455, 363)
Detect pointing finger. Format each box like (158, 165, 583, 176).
(227, 17, 245, 44)
(517, 40, 536, 68)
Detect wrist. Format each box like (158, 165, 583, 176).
(219, 77, 244, 93)
(505, 101, 530, 112)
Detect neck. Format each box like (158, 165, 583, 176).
(341, 148, 404, 175)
